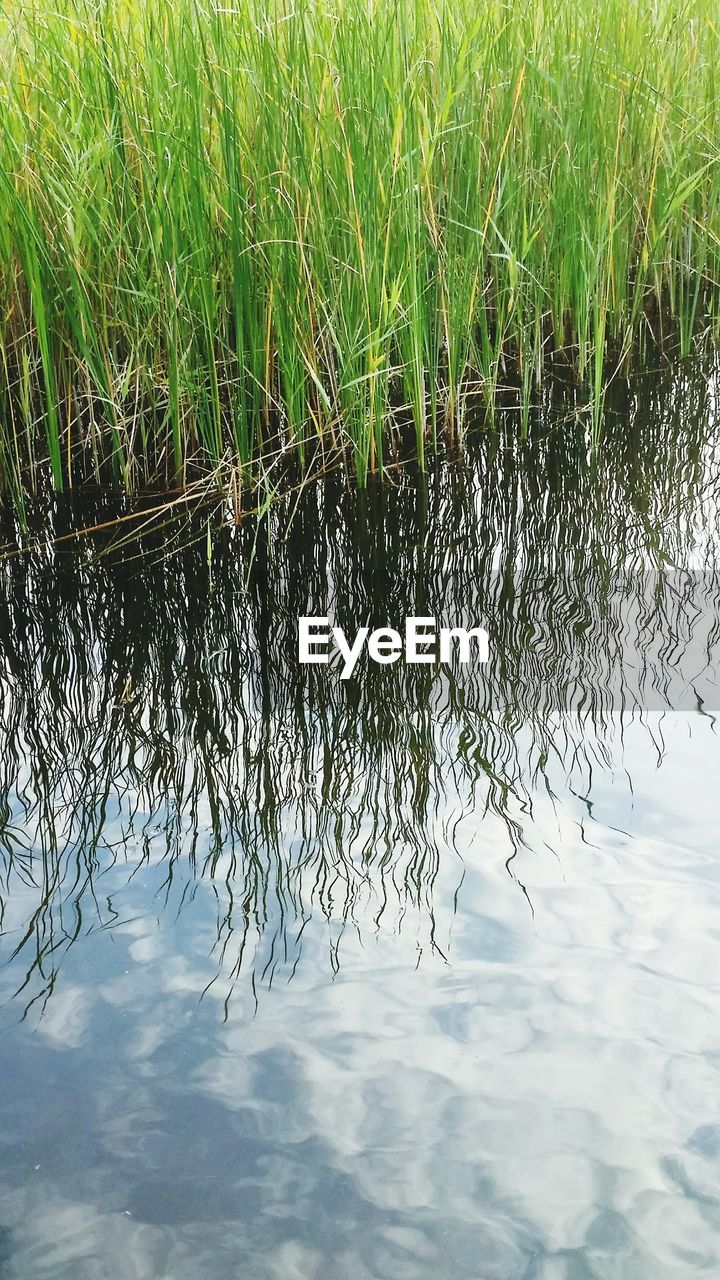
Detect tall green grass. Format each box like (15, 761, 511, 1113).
(1, 0, 720, 501)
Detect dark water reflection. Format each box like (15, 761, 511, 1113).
(2, 358, 720, 1277)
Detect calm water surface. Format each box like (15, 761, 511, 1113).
(1, 360, 720, 1278)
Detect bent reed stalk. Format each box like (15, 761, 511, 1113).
(1, 0, 720, 505)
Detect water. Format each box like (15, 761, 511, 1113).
(2, 359, 720, 1278)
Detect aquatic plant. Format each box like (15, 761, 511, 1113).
(1, 0, 719, 501)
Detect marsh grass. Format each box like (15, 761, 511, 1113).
(1, 0, 720, 502)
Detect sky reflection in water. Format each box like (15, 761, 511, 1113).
(1, 359, 720, 1278)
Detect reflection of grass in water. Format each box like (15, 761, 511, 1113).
(1, 376, 719, 1015)
(1, 0, 720, 505)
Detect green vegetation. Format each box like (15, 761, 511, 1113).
(1, 0, 720, 505)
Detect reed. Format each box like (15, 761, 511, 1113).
(1, 0, 719, 501)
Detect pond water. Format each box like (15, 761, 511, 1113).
(2, 358, 720, 1279)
